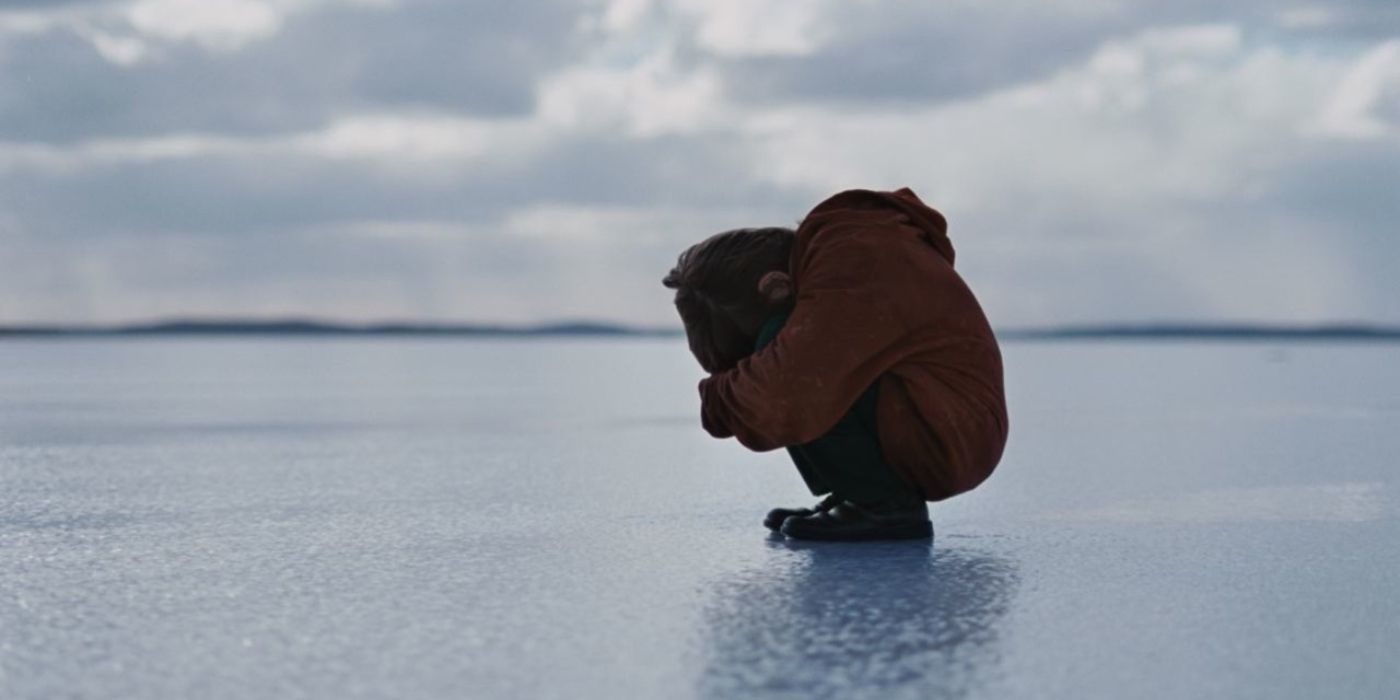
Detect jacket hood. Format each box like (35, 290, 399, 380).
(799, 187, 955, 265)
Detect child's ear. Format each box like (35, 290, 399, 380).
(757, 271, 793, 304)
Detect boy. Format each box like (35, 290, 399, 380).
(662, 188, 1008, 541)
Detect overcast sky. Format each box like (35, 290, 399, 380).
(2, 0, 1398, 327)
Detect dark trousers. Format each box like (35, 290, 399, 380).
(754, 314, 914, 505)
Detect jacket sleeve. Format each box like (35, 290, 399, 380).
(698, 228, 912, 451)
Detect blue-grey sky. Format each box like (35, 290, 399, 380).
(2, 0, 1398, 327)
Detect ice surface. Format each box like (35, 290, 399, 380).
(1, 338, 1398, 699)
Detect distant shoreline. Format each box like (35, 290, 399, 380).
(3, 320, 1400, 342)
(0, 320, 679, 338)
(997, 323, 1400, 342)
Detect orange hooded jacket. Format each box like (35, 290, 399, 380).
(698, 188, 1008, 501)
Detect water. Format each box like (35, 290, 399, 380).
(2, 338, 1397, 699)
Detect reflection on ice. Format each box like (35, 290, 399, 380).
(699, 540, 1018, 699)
(1052, 482, 1388, 524)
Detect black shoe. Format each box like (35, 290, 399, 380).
(763, 494, 843, 532)
(779, 499, 932, 541)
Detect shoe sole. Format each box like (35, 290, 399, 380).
(780, 520, 933, 541)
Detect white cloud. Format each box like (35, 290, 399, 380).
(0, 134, 250, 174)
(536, 49, 727, 137)
(674, 0, 831, 58)
(0, 112, 553, 175)
(1276, 6, 1335, 30)
(1132, 23, 1241, 55)
(73, 25, 151, 66)
(292, 114, 538, 162)
(1314, 39, 1400, 139)
(127, 0, 281, 50)
(597, 0, 653, 34)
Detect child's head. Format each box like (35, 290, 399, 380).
(663, 227, 796, 372)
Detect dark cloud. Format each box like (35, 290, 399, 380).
(0, 1, 110, 7)
(0, 0, 590, 142)
(711, 5, 1116, 105)
(1281, 3, 1400, 40)
(0, 131, 794, 238)
(701, 1, 1400, 106)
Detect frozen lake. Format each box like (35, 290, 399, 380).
(2, 338, 1397, 699)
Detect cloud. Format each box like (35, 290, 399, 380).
(1, 0, 1399, 326)
(0, 0, 587, 142)
(680, 1, 1400, 106)
(728, 23, 1400, 324)
(1314, 40, 1400, 138)
(1271, 1, 1400, 39)
(126, 0, 283, 50)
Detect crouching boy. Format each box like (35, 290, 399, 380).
(663, 188, 1008, 541)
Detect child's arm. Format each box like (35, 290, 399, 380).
(698, 227, 917, 451)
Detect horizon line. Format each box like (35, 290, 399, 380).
(3, 317, 1400, 341)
